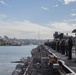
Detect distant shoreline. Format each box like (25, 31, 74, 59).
(0, 44, 38, 46)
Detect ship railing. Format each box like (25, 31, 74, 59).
(58, 60, 76, 75)
(23, 57, 33, 75)
(44, 45, 57, 58)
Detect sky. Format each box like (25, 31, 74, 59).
(0, 0, 76, 39)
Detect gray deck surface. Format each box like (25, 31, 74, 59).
(48, 47, 76, 73)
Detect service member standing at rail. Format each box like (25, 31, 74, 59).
(65, 39, 69, 56)
(60, 40, 65, 54)
(68, 38, 73, 59)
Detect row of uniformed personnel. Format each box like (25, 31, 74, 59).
(44, 38, 73, 60)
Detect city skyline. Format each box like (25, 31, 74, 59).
(0, 0, 76, 39)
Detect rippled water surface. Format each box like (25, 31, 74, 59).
(0, 45, 37, 75)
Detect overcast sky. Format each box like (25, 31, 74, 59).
(0, 0, 76, 39)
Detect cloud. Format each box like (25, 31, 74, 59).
(0, 0, 6, 4)
(64, 0, 76, 4)
(53, 4, 58, 7)
(0, 14, 7, 18)
(71, 13, 76, 16)
(0, 14, 76, 39)
(64, 18, 76, 22)
(50, 21, 76, 36)
(41, 7, 49, 11)
(72, 9, 76, 11)
(59, 0, 63, 2)
(48, 22, 76, 37)
(0, 19, 53, 39)
(50, 22, 73, 31)
(0, 0, 8, 6)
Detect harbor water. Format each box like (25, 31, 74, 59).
(0, 45, 37, 75)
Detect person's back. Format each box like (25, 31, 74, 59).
(61, 40, 65, 54)
(65, 39, 69, 56)
(68, 38, 73, 48)
(68, 38, 73, 59)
